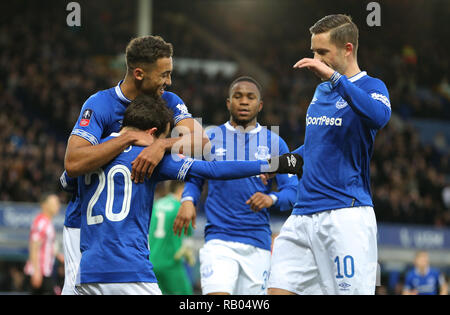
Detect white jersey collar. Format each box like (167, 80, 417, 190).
(225, 121, 262, 134)
(348, 71, 367, 83)
(115, 80, 132, 103)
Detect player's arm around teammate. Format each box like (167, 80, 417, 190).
(61, 35, 210, 295)
(64, 35, 210, 182)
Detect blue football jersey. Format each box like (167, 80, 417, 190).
(292, 71, 391, 215)
(63, 81, 192, 228)
(182, 122, 298, 251)
(60, 171, 81, 227)
(78, 134, 270, 284)
(404, 268, 445, 295)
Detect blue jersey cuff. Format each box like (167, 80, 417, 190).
(330, 71, 343, 87)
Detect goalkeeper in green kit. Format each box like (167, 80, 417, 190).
(149, 181, 195, 295)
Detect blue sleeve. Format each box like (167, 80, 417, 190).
(156, 154, 269, 182)
(59, 170, 77, 193)
(153, 155, 192, 182)
(187, 160, 269, 181)
(180, 128, 214, 204)
(291, 145, 304, 157)
(71, 93, 110, 145)
(181, 177, 204, 205)
(270, 137, 298, 210)
(162, 92, 193, 125)
(333, 75, 391, 129)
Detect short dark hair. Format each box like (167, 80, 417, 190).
(122, 94, 173, 137)
(228, 76, 263, 99)
(309, 14, 359, 55)
(125, 35, 173, 70)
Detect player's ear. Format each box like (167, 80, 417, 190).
(258, 100, 263, 113)
(133, 67, 145, 81)
(226, 98, 231, 111)
(146, 127, 158, 135)
(344, 43, 354, 57)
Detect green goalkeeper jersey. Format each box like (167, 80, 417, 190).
(149, 194, 194, 294)
(149, 194, 192, 269)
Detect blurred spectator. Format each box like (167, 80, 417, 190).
(23, 193, 61, 295)
(0, 262, 26, 293)
(402, 250, 448, 295)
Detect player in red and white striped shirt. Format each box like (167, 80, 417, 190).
(24, 193, 61, 295)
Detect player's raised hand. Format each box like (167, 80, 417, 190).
(131, 139, 166, 183)
(246, 192, 273, 212)
(293, 58, 335, 81)
(173, 200, 197, 237)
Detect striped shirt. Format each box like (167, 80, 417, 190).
(24, 213, 56, 277)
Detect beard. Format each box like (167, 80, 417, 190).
(137, 78, 165, 98)
(147, 84, 165, 97)
(230, 113, 257, 129)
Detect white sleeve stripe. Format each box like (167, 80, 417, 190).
(330, 71, 342, 86)
(174, 113, 193, 124)
(370, 92, 391, 109)
(177, 158, 194, 181)
(71, 129, 99, 145)
(180, 196, 194, 203)
(269, 193, 278, 205)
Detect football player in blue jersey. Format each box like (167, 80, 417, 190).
(64, 35, 209, 181)
(60, 35, 210, 295)
(402, 251, 448, 295)
(268, 14, 391, 295)
(75, 94, 300, 295)
(175, 76, 298, 295)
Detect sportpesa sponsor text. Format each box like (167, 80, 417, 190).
(306, 115, 343, 127)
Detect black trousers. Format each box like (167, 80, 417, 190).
(25, 275, 55, 295)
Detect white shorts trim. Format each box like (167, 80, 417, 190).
(268, 206, 378, 295)
(199, 239, 270, 295)
(76, 282, 162, 295)
(61, 226, 81, 295)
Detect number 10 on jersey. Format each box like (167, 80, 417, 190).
(334, 255, 355, 279)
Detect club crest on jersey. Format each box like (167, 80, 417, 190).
(176, 103, 189, 115)
(215, 147, 227, 157)
(255, 145, 270, 160)
(80, 109, 93, 127)
(335, 97, 348, 109)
